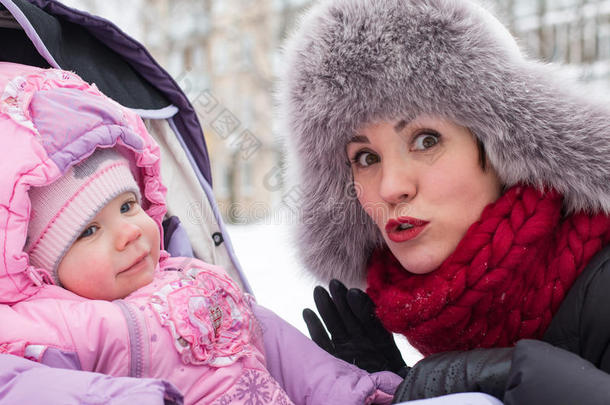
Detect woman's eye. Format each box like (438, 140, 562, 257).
(413, 132, 440, 150)
(78, 225, 98, 239)
(120, 201, 136, 214)
(353, 151, 379, 167)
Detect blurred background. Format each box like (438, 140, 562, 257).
(59, 0, 610, 225)
(59, 0, 610, 364)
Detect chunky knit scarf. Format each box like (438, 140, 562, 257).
(367, 186, 610, 356)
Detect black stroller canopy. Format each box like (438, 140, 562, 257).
(1, 0, 168, 110)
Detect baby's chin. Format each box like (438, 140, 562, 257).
(115, 270, 155, 299)
(132, 268, 155, 290)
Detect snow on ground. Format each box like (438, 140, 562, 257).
(225, 216, 424, 366)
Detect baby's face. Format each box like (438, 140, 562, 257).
(57, 192, 160, 300)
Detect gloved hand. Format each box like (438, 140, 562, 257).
(392, 347, 512, 403)
(303, 279, 408, 376)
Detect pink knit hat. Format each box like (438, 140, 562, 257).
(26, 148, 141, 283)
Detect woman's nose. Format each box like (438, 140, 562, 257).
(114, 222, 142, 250)
(378, 162, 416, 205)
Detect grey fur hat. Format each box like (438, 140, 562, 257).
(279, 0, 610, 284)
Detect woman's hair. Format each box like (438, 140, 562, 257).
(280, 0, 610, 284)
(476, 137, 487, 171)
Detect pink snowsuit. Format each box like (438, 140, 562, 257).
(0, 62, 401, 404)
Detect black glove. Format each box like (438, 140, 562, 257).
(303, 279, 408, 376)
(392, 347, 512, 403)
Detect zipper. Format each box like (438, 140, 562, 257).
(115, 300, 149, 377)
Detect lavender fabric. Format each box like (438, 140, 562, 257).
(30, 87, 145, 171)
(163, 216, 195, 259)
(40, 348, 82, 370)
(0, 354, 183, 405)
(252, 303, 402, 404)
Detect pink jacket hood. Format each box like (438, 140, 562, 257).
(0, 62, 167, 304)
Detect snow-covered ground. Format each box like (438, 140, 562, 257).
(225, 217, 424, 366)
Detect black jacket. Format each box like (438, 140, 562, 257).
(393, 244, 610, 404)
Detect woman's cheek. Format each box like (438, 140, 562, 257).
(359, 194, 382, 226)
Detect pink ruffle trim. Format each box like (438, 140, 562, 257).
(150, 266, 255, 367)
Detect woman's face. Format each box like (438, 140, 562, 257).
(347, 115, 502, 274)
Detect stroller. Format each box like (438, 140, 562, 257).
(0, 0, 256, 399)
(0, 0, 251, 294)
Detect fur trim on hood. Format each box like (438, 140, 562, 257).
(279, 0, 610, 284)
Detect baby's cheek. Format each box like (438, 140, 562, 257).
(146, 217, 161, 251)
(56, 252, 82, 287)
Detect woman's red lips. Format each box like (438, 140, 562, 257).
(385, 217, 429, 243)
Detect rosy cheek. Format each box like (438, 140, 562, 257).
(360, 195, 378, 221)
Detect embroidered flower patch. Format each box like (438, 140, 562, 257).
(150, 266, 254, 366)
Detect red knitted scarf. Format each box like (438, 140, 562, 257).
(366, 186, 610, 356)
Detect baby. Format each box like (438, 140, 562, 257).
(24, 147, 401, 405)
(5, 64, 399, 405)
(25, 148, 286, 404)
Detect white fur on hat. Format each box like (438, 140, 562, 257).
(26, 148, 141, 283)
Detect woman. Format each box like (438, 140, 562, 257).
(280, 0, 610, 403)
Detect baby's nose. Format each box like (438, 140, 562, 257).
(115, 223, 142, 250)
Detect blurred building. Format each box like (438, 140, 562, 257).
(499, 0, 610, 86)
(59, 0, 609, 223)
(175, 0, 312, 224)
(61, 0, 310, 224)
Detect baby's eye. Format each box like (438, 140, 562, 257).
(412, 132, 440, 150)
(78, 225, 98, 239)
(352, 151, 380, 167)
(120, 201, 136, 214)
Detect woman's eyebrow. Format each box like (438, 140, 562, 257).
(394, 119, 409, 133)
(349, 135, 370, 144)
